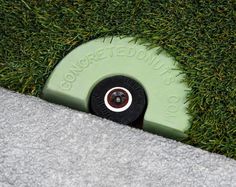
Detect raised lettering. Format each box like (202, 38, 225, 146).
(165, 75, 176, 86)
(168, 96, 180, 103)
(60, 80, 72, 90)
(87, 53, 96, 64)
(127, 47, 136, 57)
(71, 64, 83, 75)
(65, 72, 76, 82)
(96, 48, 106, 60)
(79, 58, 89, 68)
(167, 105, 178, 113)
(117, 46, 127, 57)
(146, 54, 157, 66)
(137, 50, 146, 60)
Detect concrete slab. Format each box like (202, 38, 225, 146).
(0, 88, 236, 186)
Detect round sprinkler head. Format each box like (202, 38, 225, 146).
(90, 75, 147, 127)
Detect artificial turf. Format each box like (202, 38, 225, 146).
(1, 0, 236, 159)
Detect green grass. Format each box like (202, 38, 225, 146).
(1, 0, 236, 159)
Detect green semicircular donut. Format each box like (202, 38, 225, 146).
(42, 37, 191, 139)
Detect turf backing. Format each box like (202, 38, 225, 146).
(1, 0, 236, 159)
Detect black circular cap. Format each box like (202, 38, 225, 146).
(89, 76, 147, 127)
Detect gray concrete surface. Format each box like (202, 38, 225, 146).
(0, 87, 236, 187)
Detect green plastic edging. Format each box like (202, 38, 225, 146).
(42, 37, 190, 139)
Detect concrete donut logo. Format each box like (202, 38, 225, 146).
(60, 45, 166, 90)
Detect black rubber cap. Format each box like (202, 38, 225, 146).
(89, 76, 147, 128)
